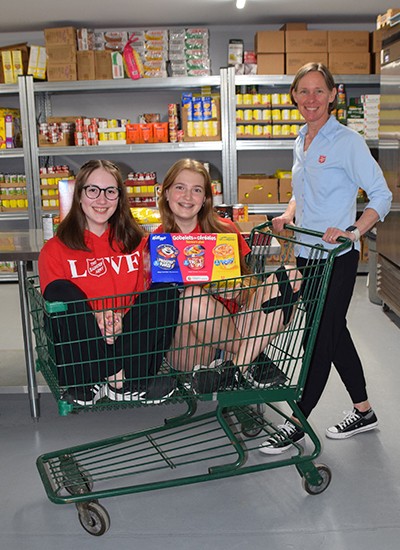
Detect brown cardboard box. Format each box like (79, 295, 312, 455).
(39, 132, 74, 147)
(77, 51, 96, 80)
(44, 27, 76, 46)
(255, 31, 285, 53)
(381, 40, 400, 66)
(95, 51, 113, 80)
(238, 175, 279, 204)
(328, 31, 370, 52)
(285, 31, 328, 53)
(46, 63, 77, 82)
(372, 52, 381, 74)
(279, 178, 293, 202)
(371, 29, 384, 53)
(286, 52, 328, 74)
(46, 44, 77, 65)
(257, 53, 285, 74)
(234, 214, 268, 233)
(329, 53, 371, 74)
(280, 23, 307, 31)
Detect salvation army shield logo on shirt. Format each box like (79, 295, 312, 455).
(87, 258, 107, 277)
(318, 155, 327, 163)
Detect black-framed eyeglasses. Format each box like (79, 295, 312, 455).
(82, 185, 121, 201)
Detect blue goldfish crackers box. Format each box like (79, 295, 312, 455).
(147, 233, 241, 285)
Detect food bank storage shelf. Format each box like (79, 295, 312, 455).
(0, 83, 19, 94)
(237, 139, 295, 150)
(38, 141, 223, 157)
(0, 148, 25, 159)
(234, 75, 380, 87)
(32, 76, 222, 94)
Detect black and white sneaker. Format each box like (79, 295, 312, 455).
(259, 420, 305, 455)
(69, 383, 105, 406)
(243, 352, 287, 389)
(326, 408, 378, 439)
(193, 359, 239, 394)
(105, 382, 146, 402)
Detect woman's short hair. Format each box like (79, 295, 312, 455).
(290, 62, 338, 114)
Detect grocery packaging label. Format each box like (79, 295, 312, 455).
(147, 233, 241, 285)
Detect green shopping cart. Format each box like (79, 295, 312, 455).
(28, 222, 351, 536)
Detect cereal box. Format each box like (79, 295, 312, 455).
(147, 233, 241, 285)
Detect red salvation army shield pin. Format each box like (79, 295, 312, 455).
(318, 155, 327, 163)
(87, 258, 107, 277)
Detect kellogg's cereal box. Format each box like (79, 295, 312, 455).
(147, 233, 241, 285)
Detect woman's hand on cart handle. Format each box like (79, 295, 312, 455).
(95, 310, 123, 345)
(272, 214, 294, 233)
(322, 227, 355, 244)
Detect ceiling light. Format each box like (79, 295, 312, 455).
(236, 0, 246, 9)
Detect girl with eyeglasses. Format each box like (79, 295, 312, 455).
(38, 159, 179, 406)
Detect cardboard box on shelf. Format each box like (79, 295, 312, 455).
(285, 31, 328, 53)
(286, 52, 328, 74)
(372, 53, 381, 74)
(327, 31, 370, 52)
(38, 132, 74, 147)
(254, 31, 285, 53)
(234, 214, 268, 234)
(28, 46, 47, 80)
(280, 23, 307, 31)
(95, 51, 113, 80)
(238, 175, 279, 204)
(257, 53, 285, 74)
(329, 53, 371, 75)
(77, 51, 96, 80)
(46, 63, 77, 82)
(381, 40, 400, 66)
(44, 27, 77, 46)
(257, 54, 285, 75)
(279, 178, 293, 203)
(46, 44, 77, 65)
(371, 29, 384, 53)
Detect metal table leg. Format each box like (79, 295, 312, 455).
(16, 260, 40, 420)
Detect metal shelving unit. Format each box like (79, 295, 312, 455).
(0, 71, 382, 231)
(24, 73, 231, 228)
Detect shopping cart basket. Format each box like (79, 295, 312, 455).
(28, 223, 351, 536)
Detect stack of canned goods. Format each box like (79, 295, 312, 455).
(214, 203, 248, 222)
(125, 171, 157, 207)
(168, 103, 184, 143)
(40, 165, 74, 209)
(0, 173, 28, 210)
(39, 122, 74, 145)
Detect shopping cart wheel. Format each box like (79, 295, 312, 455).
(76, 501, 110, 536)
(240, 404, 265, 438)
(302, 463, 332, 495)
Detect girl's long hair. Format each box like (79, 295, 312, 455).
(56, 159, 144, 252)
(158, 158, 250, 274)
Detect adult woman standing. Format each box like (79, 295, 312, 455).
(39, 159, 179, 405)
(260, 63, 392, 454)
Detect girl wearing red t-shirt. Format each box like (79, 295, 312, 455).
(157, 158, 301, 392)
(39, 160, 179, 405)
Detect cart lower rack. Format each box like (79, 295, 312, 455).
(29, 223, 350, 536)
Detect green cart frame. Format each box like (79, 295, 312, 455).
(28, 223, 351, 536)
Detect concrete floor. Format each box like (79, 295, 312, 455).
(0, 276, 400, 549)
